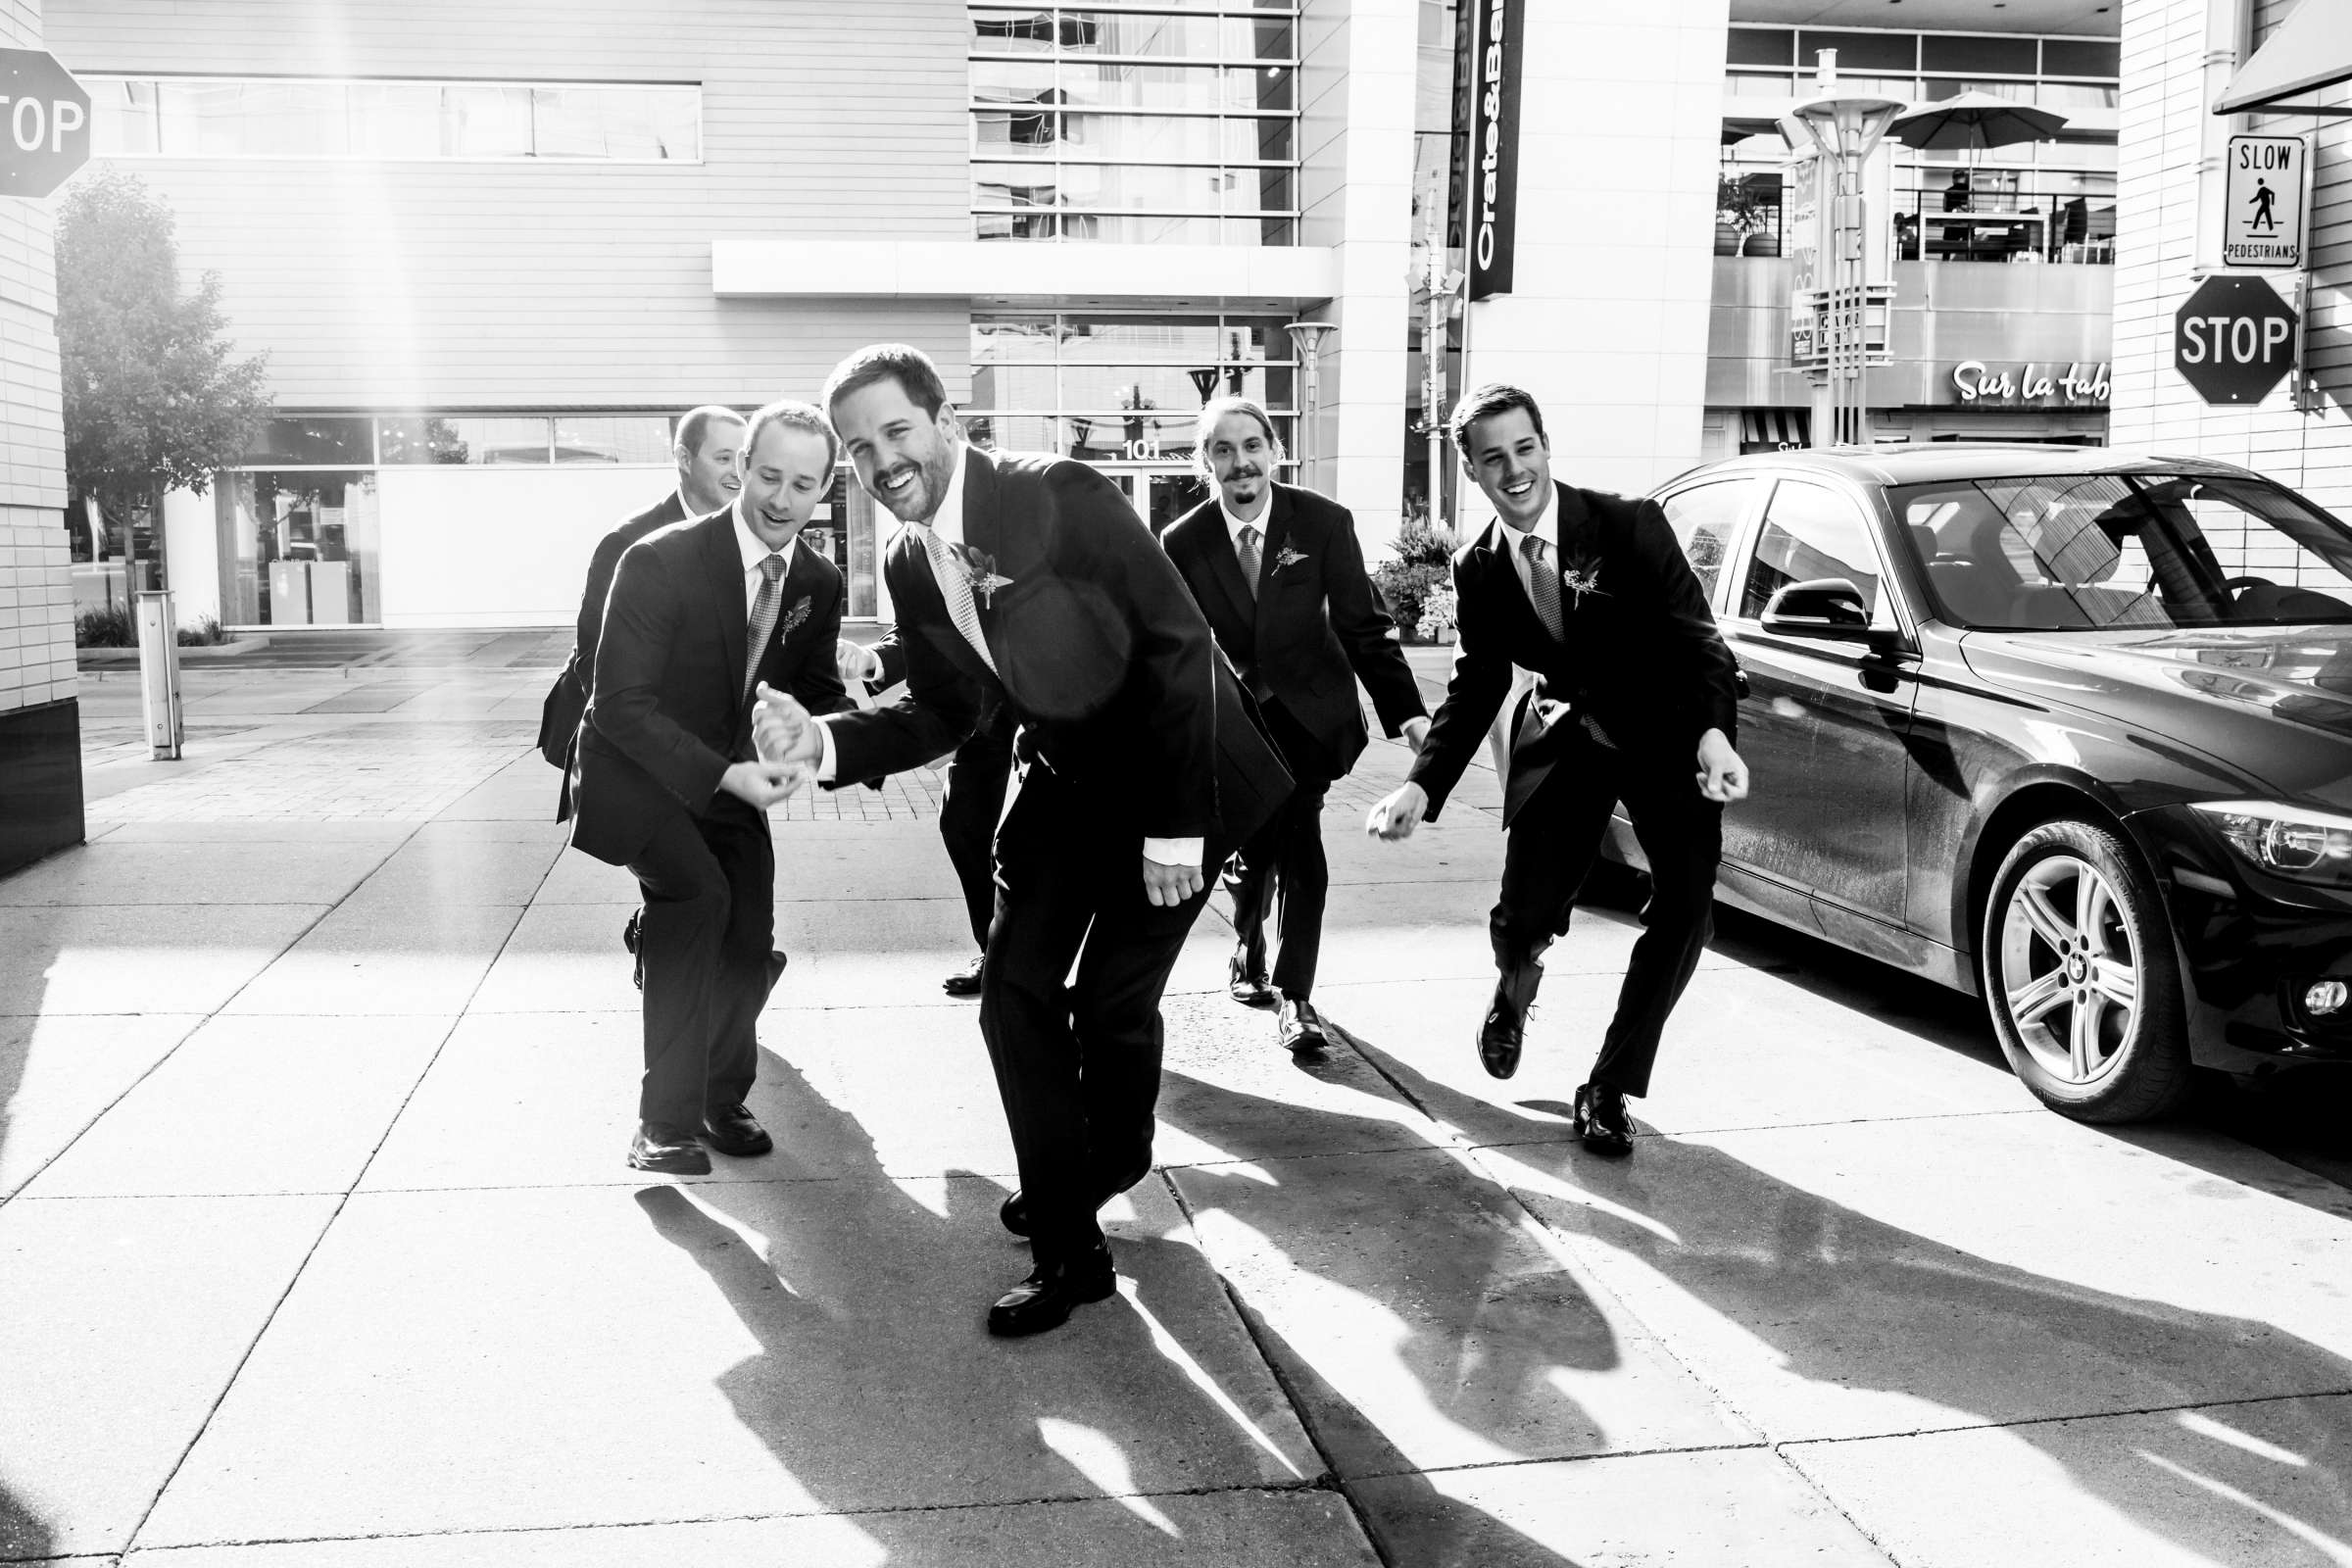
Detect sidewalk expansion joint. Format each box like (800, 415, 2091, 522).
(1773, 1384, 2352, 1449)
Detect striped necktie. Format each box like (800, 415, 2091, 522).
(740, 552, 787, 702)
(1236, 523, 1262, 600)
(912, 522, 997, 675)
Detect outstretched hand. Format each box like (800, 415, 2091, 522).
(835, 641, 882, 686)
(752, 682, 821, 766)
(1366, 782, 1429, 842)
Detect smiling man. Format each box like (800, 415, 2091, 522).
(568, 400, 851, 1176)
(755, 344, 1289, 1336)
(1160, 396, 1430, 1054)
(1367, 382, 1746, 1156)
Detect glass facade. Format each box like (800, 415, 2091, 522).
(969, 5, 1300, 243)
(88, 77, 702, 162)
(967, 312, 1297, 466)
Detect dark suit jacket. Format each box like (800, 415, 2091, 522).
(824, 446, 1290, 850)
(541, 488, 688, 819)
(1160, 482, 1426, 784)
(568, 508, 851, 867)
(1406, 482, 1741, 823)
(865, 625, 1010, 750)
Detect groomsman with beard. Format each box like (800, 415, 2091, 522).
(568, 401, 851, 1175)
(1159, 396, 1430, 1053)
(1367, 383, 1746, 1158)
(757, 345, 1289, 1336)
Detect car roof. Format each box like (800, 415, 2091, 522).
(1662, 445, 2258, 492)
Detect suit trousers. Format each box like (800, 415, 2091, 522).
(1222, 700, 1332, 1000)
(980, 762, 1215, 1262)
(1491, 728, 1723, 1099)
(625, 807, 779, 1127)
(941, 713, 1015, 950)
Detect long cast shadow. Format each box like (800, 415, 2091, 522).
(1348, 1035, 2352, 1566)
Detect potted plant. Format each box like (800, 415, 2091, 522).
(1716, 173, 1767, 257)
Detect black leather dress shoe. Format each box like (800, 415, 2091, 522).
(623, 909, 644, 992)
(627, 1121, 711, 1175)
(1573, 1081, 1635, 1156)
(1277, 996, 1330, 1054)
(942, 955, 985, 997)
(702, 1103, 774, 1157)
(1000, 1162, 1150, 1239)
(1479, 988, 1525, 1079)
(987, 1243, 1118, 1337)
(1228, 951, 1276, 1008)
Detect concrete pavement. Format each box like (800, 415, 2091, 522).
(3, 639, 2349, 1565)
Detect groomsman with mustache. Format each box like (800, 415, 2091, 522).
(1159, 396, 1430, 1053)
(568, 401, 851, 1175)
(1367, 383, 1747, 1157)
(756, 345, 1289, 1336)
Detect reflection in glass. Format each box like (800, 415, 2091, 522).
(214, 470, 381, 627)
(442, 85, 534, 157)
(91, 79, 158, 156)
(554, 416, 672, 464)
(348, 83, 441, 156)
(239, 416, 375, 467)
(375, 416, 472, 466)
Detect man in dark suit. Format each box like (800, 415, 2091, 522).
(569, 401, 850, 1176)
(1368, 383, 1747, 1157)
(541, 405, 747, 817)
(1160, 396, 1429, 1054)
(836, 630, 1012, 997)
(757, 345, 1289, 1336)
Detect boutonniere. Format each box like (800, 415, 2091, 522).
(1273, 544, 1308, 572)
(946, 541, 1013, 609)
(1561, 552, 1608, 609)
(777, 596, 811, 638)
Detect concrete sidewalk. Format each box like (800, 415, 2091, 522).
(4, 656, 2349, 1565)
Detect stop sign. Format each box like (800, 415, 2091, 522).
(0, 49, 90, 200)
(2175, 273, 2298, 406)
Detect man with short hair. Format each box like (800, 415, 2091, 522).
(1160, 396, 1430, 1053)
(757, 345, 1289, 1336)
(1368, 383, 1747, 1157)
(542, 404, 748, 820)
(569, 401, 850, 1175)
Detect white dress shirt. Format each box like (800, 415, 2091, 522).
(808, 447, 1201, 868)
(730, 501, 800, 607)
(1500, 484, 1560, 614)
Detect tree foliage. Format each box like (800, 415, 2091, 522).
(56, 170, 272, 521)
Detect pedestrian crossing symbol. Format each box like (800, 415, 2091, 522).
(2223, 135, 2306, 270)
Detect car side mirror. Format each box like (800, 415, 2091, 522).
(1761, 578, 1890, 649)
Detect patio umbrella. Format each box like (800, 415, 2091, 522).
(1889, 90, 2069, 153)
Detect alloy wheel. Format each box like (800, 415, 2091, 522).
(1996, 854, 2142, 1085)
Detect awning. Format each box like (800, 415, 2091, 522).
(2216, 1, 2352, 116)
(1740, 409, 1811, 448)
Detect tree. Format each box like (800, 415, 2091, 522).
(56, 169, 272, 592)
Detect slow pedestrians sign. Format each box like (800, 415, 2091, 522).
(0, 49, 89, 199)
(2222, 134, 2306, 270)
(2175, 273, 2299, 406)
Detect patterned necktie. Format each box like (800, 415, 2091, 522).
(1236, 523, 1262, 601)
(1521, 533, 1564, 641)
(913, 522, 998, 675)
(740, 552, 787, 702)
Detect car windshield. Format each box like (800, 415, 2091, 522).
(1889, 471, 2352, 631)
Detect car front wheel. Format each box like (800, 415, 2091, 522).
(1983, 818, 2190, 1123)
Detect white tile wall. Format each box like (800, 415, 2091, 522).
(0, 0, 73, 715)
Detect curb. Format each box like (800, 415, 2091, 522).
(77, 635, 273, 667)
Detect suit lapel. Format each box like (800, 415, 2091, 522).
(958, 446, 1005, 653)
(1479, 518, 1549, 651)
(1184, 509, 1257, 638)
(1252, 485, 1294, 627)
(701, 506, 750, 699)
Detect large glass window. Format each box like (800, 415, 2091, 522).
(968, 312, 1297, 466)
(970, 5, 1298, 244)
(214, 471, 382, 627)
(89, 76, 701, 162)
(1660, 478, 1756, 601)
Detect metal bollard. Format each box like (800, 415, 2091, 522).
(135, 589, 184, 760)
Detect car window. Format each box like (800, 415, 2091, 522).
(1739, 479, 1889, 625)
(1891, 472, 2352, 630)
(1658, 478, 1752, 600)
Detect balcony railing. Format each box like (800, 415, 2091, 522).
(1718, 187, 2117, 267)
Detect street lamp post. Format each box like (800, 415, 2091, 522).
(1284, 319, 1337, 490)
(1788, 53, 1905, 448)
(1413, 170, 1466, 529)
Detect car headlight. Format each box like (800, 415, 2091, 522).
(2190, 801, 2352, 885)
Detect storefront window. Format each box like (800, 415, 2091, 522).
(214, 470, 382, 627)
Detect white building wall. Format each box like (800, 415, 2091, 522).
(0, 0, 73, 715)
(2112, 0, 2352, 510)
(1457, 0, 1729, 515)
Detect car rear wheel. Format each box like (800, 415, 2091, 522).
(1983, 818, 2190, 1123)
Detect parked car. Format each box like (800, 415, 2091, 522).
(1615, 446, 2352, 1122)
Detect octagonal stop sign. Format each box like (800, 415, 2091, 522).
(0, 49, 90, 199)
(2176, 273, 2299, 407)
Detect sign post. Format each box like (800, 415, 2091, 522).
(2221, 134, 2306, 270)
(1453, 0, 1522, 301)
(0, 48, 91, 199)
(2174, 273, 2299, 406)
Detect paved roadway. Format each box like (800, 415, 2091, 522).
(1, 632, 2347, 1566)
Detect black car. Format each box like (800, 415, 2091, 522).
(1617, 446, 2352, 1122)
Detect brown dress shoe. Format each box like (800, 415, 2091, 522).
(628, 1122, 711, 1175)
(701, 1103, 773, 1157)
(987, 1243, 1118, 1336)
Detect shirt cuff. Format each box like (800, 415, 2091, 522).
(1142, 836, 1202, 867)
(814, 717, 839, 783)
